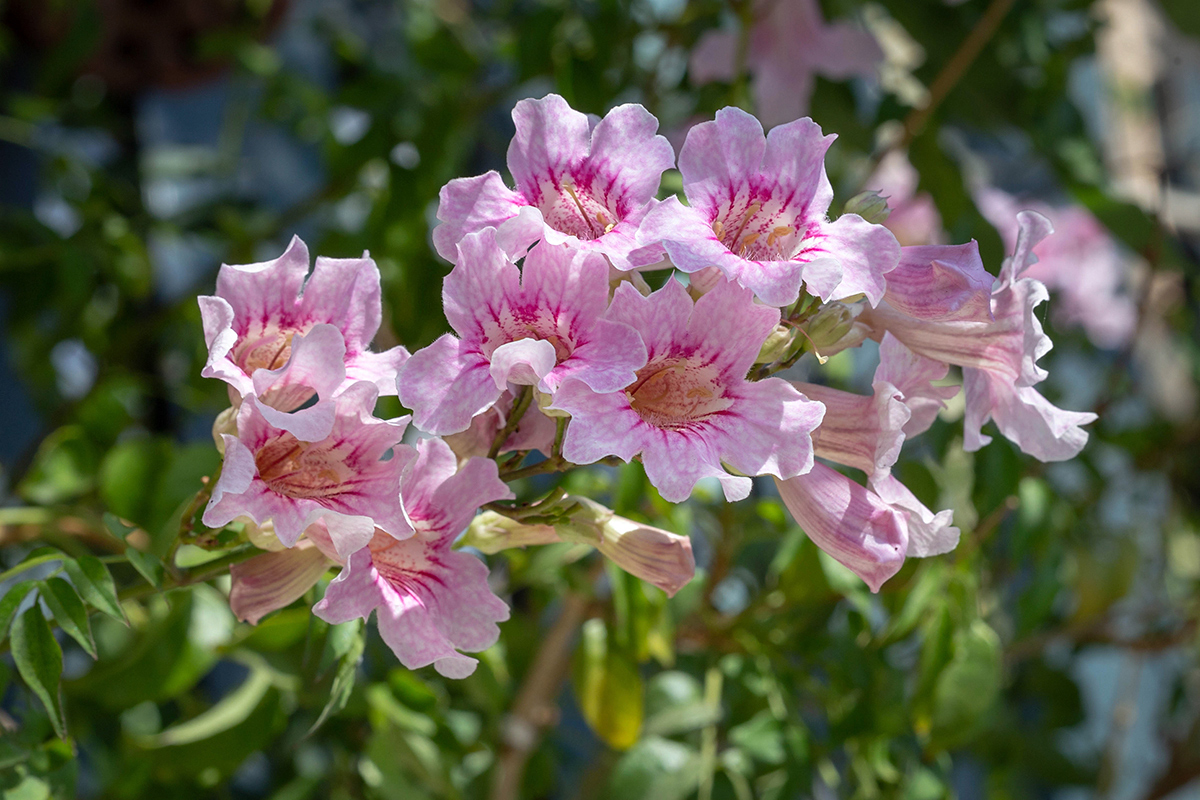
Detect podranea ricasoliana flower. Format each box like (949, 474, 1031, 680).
(203, 381, 413, 558)
(637, 107, 900, 307)
(775, 334, 960, 589)
(311, 438, 514, 679)
(433, 93, 675, 270)
(863, 213, 1096, 461)
(552, 278, 826, 503)
(397, 230, 647, 435)
(199, 236, 409, 440)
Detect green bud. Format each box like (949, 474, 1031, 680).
(804, 301, 868, 357)
(843, 191, 891, 225)
(755, 324, 795, 364)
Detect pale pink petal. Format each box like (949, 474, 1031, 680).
(297, 254, 382, 356)
(442, 229, 523, 343)
(873, 333, 958, 437)
(881, 243, 994, 321)
(555, 383, 646, 466)
(343, 345, 411, 397)
(507, 94, 593, 202)
(760, 116, 836, 219)
(605, 279, 695, 362)
(199, 295, 249, 396)
(686, 279, 781, 376)
(443, 389, 557, 459)
(488, 338, 559, 389)
(869, 474, 960, 558)
(809, 21, 884, 79)
(800, 383, 906, 476)
(709, 378, 824, 480)
(595, 515, 696, 597)
(1000, 209, 1055, 287)
(432, 171, 526, 262)
(552, 318, 646, 394)
(802, 214, 899, 305)
(586, 103, 677, 213)
(775, 465, 907, 593)
(251, 324, 346, 441)
(229, 543, 333, 624)
(403, 438, 514, 537)
(397, 335, 499, 435)
(312, 548, 384, 624)
(677, 107, 768, 218)
(963, 369, 1096, 461)
(214, 235, 310, 331)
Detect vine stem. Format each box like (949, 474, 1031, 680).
(489, 591, 595, 800)
(500, 417, 571, 483)
(489, 386, 534, 460)
(868, 0, 1017, 172)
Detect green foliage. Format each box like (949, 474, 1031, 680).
(0, 0, 1198, 797)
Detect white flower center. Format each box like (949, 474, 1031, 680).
(711, 196, 806, 262)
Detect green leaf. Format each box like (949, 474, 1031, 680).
(10, 607, 66, 739)
(608, 737, 701, 800)
(728, 710, 786, 766)
(3, 775, 51, 800)
(102, 512, 135, 542)
(572, 618, 644, 750)
(38, 578, 97, 659)
(930, 619, 1002, 749)
(307, 620, 365, 736)
(0, 581, 38, 645)
(125, 548, 164, 588)
(61, 555, 127, 624)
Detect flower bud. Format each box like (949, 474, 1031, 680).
(755, 324, 795, 364)
(843, 191, 891, 225)
(462, 511, 561, 554)
(535, 388, 572, 418)
(804, 301, 869, 357)
(211, 404, 239, 455)
(228, 540, 333, 624)
(245, 519, 287, 552)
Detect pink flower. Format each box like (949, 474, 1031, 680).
(432, 94, 676, 270)
(551, 278, 826, 503)
(975, 187, 1137, 349)
(778, 333, 961, 589)
(775, 466, 906, 593)
(203, 381, 414, 557)
(797, 334, 958, 477)
(863, 213, 1097, 461)
(637, 108, 899, 307)
(690, 0, 883, 129)
(199, 236, 409, 439)
(398, 232, 647, 435)
(775, 464, 960, 593)
(312, 438, 514, 679)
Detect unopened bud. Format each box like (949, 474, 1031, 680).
(843, 191, 891, 225)
(557, 497, 695, 597)
(755, 324, 795, 364)
(245, 520, 287, 552)
(535, 388, 571, 418)
(212, 404, 239, 455)
(804, 301, 868, 356)
(462, 511, 561, 554)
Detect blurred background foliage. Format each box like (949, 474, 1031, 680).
(1, 0, 1200, 798)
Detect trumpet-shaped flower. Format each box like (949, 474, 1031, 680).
(433, 94, 676, 270)
(797, 334, 957, 477)
(398, 232, 647, 435)
(312, 438, 514, 679)
(199, 237, 409, 437)
(552, 278, 825, 502)
(637, 108, 899, 307)
(863, 213, 1096, 461)
(203, 381, 413, 557)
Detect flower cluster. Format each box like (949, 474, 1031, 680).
(198, 94, 1095, 677)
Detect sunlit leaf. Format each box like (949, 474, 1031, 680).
(11, 607, 66, 739)
(38, 577, 97, 659)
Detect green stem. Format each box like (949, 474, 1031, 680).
(489, 386, 534, 459)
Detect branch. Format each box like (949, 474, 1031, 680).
(489, 591, 595, 800)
